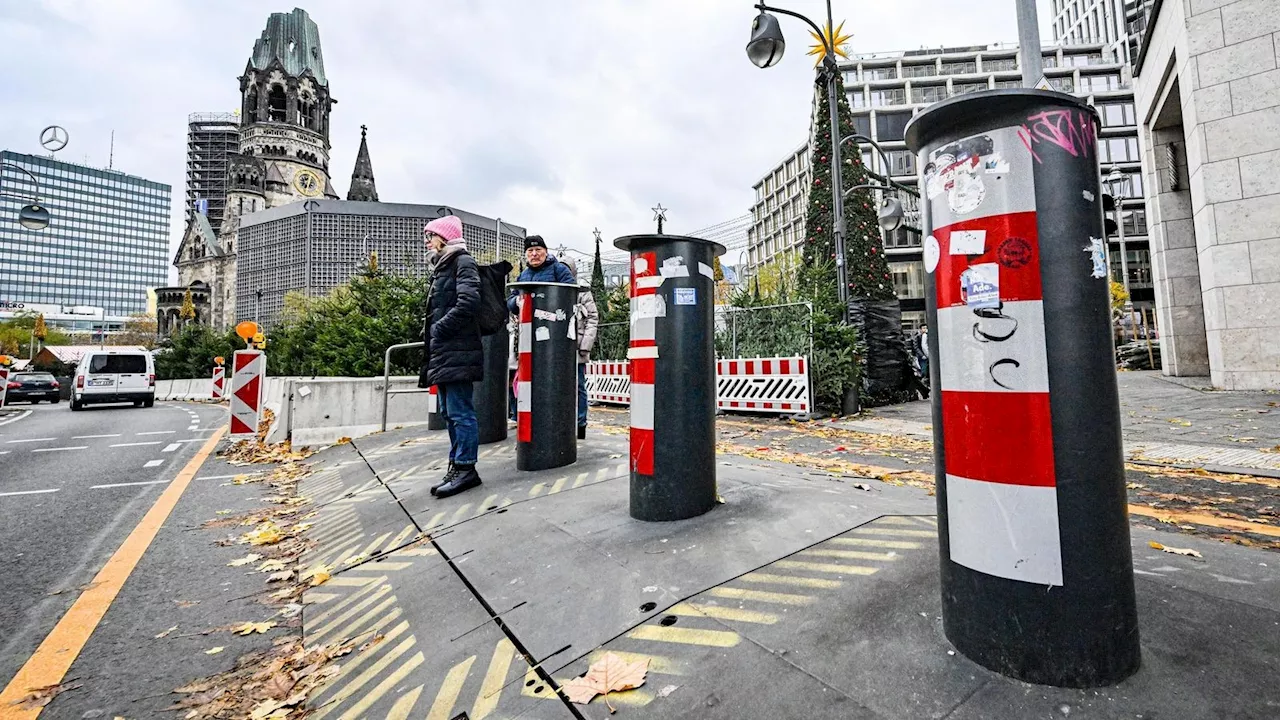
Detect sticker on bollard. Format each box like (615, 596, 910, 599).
(616, 234, 725, 522)
(211, 365, 225, 400)
(511, 281, 578, 471)
(229, 350, 265, 438)
(907, 89, 1139, 688)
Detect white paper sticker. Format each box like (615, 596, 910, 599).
(533, 309, 557, 322)
(1082, 190, 1095, 202)
(960, 263, 1000, 309)
(660, 256, 690, 277)
(1086, 237, 1107, 278)
(924, 235, 941, 274)
(950, 230, 987, 255)
(984, 154, 1010, 173)
(633, 294, 667, 319)
(698, 262, 714, 279)
(535, 326, 550, 341)
(674, 287, 696, 305)
(634, 257, 648, 274)
(636, 275, 665, 290)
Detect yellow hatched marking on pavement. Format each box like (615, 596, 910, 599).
(739, 572, 843, 589)
(802, 548, 900, 562)
(831, 537, 922, 549)
(548, 477, 568, 494)
(306, 576, 387, 626)
(449, 504, 473, 524)
(305, 592, 341, 605)
(499, 498, 512, 508)
(708, 586, 815, 605)
(877, 516, 926, 526)
(324, 574, 383, 587)
(310, 585, 393, 642)
(914, 515, 939, 527)
(330, 543, 364, 568)
(312, 635, 417, 719)
(399, 546, 438, 557)
(385, 684, 422, 720)
(477, 494, 499, 514)
(337, 651, 425, 720)
(347, 561, 414, 572)
(471, 637, 515, 719)
(587, 650, 685, 675)
(318, 594, 397, 644)
(316, 616, 408, 694)
(628, 624, 740, 647)
(312, 519, 361, 544)
(313, 532, 364, 563)
(595, 467, 612, 483)
(528, 482, 546, 498)
(671, 602, 778, 624)
(384, 524, 416, 553)
(425, 654, 476, 720)
(853, 527, 936, 538)
(773, 559, 879, 575)
(359, 532, 393, 558)
(424, 511, 447, 530)
(571, 472, 590, 488)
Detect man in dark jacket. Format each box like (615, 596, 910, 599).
(419, 215, 484, 498)
(506, 235, 575, 313)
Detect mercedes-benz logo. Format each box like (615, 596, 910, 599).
(40, 126, 68, 152)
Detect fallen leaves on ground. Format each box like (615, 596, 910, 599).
(257, 559, 288, 573)
(1148, 541, 1203, 558)
(244, 522, 285, 546)
(14, 680, 82, 709)
(562, 653, 649, 710)
(155, 625, 179, 639)
(235, 621, 277, 635)
(717, 441, 935, 493)
(228, 553, 263, 567)
(172, 639, 352, 719)
(301, 564, 331, 587)
(205, 646, 225, 655)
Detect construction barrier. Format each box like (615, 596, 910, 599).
(229, 350, 265, 438)
(585, 356, 811, 415)
(211, 365, 225, 400)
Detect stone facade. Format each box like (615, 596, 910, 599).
(1132, 0, 1280, 389)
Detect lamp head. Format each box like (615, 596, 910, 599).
(746, 11, 785, 69)
(18, 203, 50, 231)
(877, 196, 904, 232)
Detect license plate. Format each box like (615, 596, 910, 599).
(89, 377, 113, 387)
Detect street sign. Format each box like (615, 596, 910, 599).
(1033, 76, 1053, 91)
(211, 364, 225, 401)
(229, 350, 265, 438)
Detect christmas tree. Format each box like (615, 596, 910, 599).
(590, 229, 606, 300)
(179, 287, 196, 322)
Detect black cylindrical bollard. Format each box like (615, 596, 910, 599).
(474, 327, 509, 444)
(511, 281, 578, 471)
(427, 385, 446, 431)
(613, 234, 725, 521)
(905, 89, 1139, 687)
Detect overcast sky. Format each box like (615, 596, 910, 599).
(0, 0, 1052, 275)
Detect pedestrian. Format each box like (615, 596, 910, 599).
(566, 264, 599, 439)
(507, 315, 518, 424)
(506, 235, 574, 314)
(419, 215, 484, 499)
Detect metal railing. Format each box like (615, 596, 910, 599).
(381, 341, 429, 432)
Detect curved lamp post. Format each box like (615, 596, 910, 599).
(0, 162, 51, 231)
(747, 1, 849, 320)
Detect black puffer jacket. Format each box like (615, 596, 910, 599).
(419, 247, 484, 387)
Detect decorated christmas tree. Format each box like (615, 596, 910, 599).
(590, 229, 606, 300)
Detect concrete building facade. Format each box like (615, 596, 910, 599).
(1130, 0, 1280, 389)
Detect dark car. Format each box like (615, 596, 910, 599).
(6, 372, 61, 404)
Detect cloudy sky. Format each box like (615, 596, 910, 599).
(0, 0, 1052, 276)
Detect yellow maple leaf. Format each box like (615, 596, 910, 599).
(227, 553, 262, 567)
(234, 621, 277, 635)
(562, 653, 649, 710)
(245, 522, 284, 546)
(257, 559, 288, 572)
(302, 564, 332, 587)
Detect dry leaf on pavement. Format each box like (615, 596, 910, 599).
(1148, 541, 1203, 558)
(15, 680, 82, 709)
(204, 646, 225, 655)
(154, 625, 179, 639)
(244, 522, 285, 546)
(562, 653, 649, 710)
(257, 559, 287, 572)
(235, 621, 277, 635)
(266, 570, 293, 583)
(301, 565, 332, 587)
(228, 554, 263, 567)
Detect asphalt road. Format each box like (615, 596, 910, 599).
(0, 398, 227, 688)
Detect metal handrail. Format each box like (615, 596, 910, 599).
(381, 341, 429, 431)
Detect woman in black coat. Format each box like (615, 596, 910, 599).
(418, 215, 484, 498)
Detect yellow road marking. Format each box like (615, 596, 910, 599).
(773, 559, 878, 575)
(314, 535, 365, 565)
(853, 527, 936, 538)
(324, 575, 383, 587)
(350, 561, 413, 572)
(426, 655, 476, 720)
(587, 650, 685, 675)
(739, 572, 843, 589)
(499, 498, 513, 508)
(708, 586, 814, 605)
(310, 586, 393, 641)
(472, 638, 515, 719)
(877, 516, 927, 525)
(385, 524, 416, 552)
(529, 482, 546, 498)
(359, 532, 393, 557)
(338, 651, 425, 720)
(549, 477, 568, 494)
(385, 684, 423, 720)
(307, 576, 387, 626)
(400, 546, 438, 557)
(671, 602, 778, 624)
(802, 548, 899, 562)
(0, 426, 227, 719)
(321, 594, 397, 645)
(914, 516, 939, 527)
(313, 635, 417, 719)
(425, 512, 446, 529)
(311, 518, 361, 543)
(628, 624, 740, 647)
(449, 504, 473, 524)
(331, 543, 364, 568)
(306, 592, 341, 605)
(572, 472, 590, 488)
(478, 494, 499, 513)
(317, 617, 408, 694)
(830, 537, 922, 549)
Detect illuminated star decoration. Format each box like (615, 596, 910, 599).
(652, 204, 668, 234)
(593, 227, 602, 243)
(807, 20, 853, 68)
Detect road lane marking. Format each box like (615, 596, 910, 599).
(851, 527, 936, 538)
(135, 431, 175, 436)
(144, 460, 165, 468)
(0, 424, 227, 717)
(91, 480, 169, 489)
(829, 537, 923, 549)
(110, 441, 162, 448)
(32, 446, 88, 453)
(339, 652, 425, 720)
(802, 548, 900, 561)
(773, 559, 879, 575)
(385, 685, 423, 720)
(161, 443, 181, 453)
(670, 602, 778, 625)
(471, 637, 515, 718)
(73, 434, 120, 439)
(708, 587, 814, 605)
(0, 489, 60, 497)
(0, 451, 9, 455)
(6, 437, 56, 444)
(628, 624, 741, 647)
(738, 572, 844, 589)
(312, 635, 416, 719)
(425, 655, 476, 720)
(0, 410, 33, 426)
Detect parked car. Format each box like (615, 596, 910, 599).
(5, 372, 61, 404)
(71, 349, 155, 410)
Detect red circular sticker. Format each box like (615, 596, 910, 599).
(997, 237, 1032, 269)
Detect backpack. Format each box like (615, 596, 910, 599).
(477, 261, 513, 336)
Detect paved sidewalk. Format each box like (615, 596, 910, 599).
(288, 422, 1278, 719)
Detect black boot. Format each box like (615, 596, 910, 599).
(435, 464, 481, 498)
(430, 462, 456, 496)
(577, 425, 586, 440)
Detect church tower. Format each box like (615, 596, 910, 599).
(346, 125, 378, 202)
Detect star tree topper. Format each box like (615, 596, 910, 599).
(652, 203, 668, 234)
(807, 20, 853, 67)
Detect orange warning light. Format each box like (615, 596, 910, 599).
(235, 321, 259, 341)
(213, 356, 225, 365)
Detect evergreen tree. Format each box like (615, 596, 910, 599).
(590, 230, 606, 300)
(179, 287, 196, 321)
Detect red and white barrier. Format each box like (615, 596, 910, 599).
(428, 384, 438, 414)
(629, 252, 661, 475)
(585, 356, 811, 415)
(211, 365, 225, 400)
(229, 350, 265, 438)
(516, 296, 533, 443)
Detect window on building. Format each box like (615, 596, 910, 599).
(951, 81, 988, 96)
(884, 227, 922, 249)
(869, 88, 907, 106)
(993, 79, 1021, 89)
(875, 111, 913, 142)
(849, 88, 867, 108)
(911, 84, 947, 104)
(1099, 102, 1136, 127)
(983, 57, 1018, 72)
(940, 60, 977, 75)
(1081, 74, 1121, 92)
(267, 85, 287, 122)
(1124, 207, 1148, 236)
(852, 114, 872, 139)
(887, 149, 916, 177)
(1051, 76, 1075, 92)
(889, 260, 925, 299)
(1042, 53, 1059, 68)
(862, 65, 897, 81)
(902, 62, 937, 78)
(1100, 136, 1140, 162)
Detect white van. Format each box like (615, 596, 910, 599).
(71, 349, 155, 410)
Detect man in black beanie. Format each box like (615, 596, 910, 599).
(506, 235, 575, 313)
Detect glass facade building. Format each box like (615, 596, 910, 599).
(0, 150, 171, 317)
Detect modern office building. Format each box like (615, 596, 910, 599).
(235, 201, 525, 329)
(185, 112, 240, 237)
(747, 41, 1148, 329)
(1127, 0, 1280, 389)
(747, 142, 809, 283)
(0, 150, 171, 319)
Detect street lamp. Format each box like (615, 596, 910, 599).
(1104, 166, 1139, 340)
(746, 1, 849, 319)
(1, 162, 51, 231)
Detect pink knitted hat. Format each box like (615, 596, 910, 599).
(424, 215, 465, 245)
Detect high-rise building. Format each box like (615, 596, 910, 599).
(747, 41, 1148, 329)
(185, 112, 239, 237)
(747, 142, 809, 282)
(0, 150, 171, 318)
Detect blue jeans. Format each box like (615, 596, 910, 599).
(577, 363, 588, 427)
(438, 381, 478, 465)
